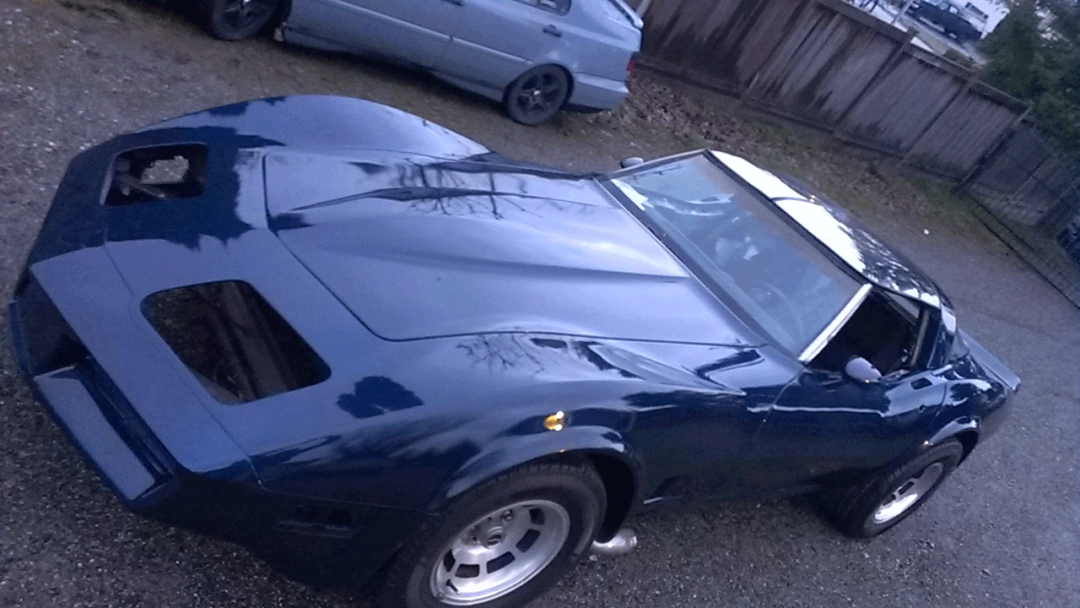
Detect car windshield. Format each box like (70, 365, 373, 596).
(603, 153, 862, 355)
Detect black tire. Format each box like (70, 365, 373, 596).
(204, 0, 280, 41)
(503, 65, 571, 126)
(379, 461, 605, 608)
(819, 440, 964, 538)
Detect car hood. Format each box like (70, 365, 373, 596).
(140, 95, 490, 159)
(25, 96, 756, 350)
(265, 151, 756, 346)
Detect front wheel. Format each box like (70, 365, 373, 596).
(204, 0, 280, 41)
(819, 440, 964, 538)
(504, 66, 571, 126)
(379, 461, 605, 608)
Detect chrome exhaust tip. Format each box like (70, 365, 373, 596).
(590, 528, 637, 555)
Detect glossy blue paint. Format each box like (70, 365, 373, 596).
(9, 97, 1017, 587)
(266, 150, 755, 345)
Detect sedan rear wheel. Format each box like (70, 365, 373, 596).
(380, 461, 605, 608)
(504, 66, 570, 126)
(205, 0, 280, 41)
(820, 439, 964, 538)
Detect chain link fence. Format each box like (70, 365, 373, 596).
(961, 123, 1080, 307)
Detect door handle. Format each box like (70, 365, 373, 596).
(442, 0, 463, 5)
(543, 24, 562, 37)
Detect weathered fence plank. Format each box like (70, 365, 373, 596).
(636, 0, 1079, 307)
(907, 85, 1022, 177)
(638, 0, 1027, 178)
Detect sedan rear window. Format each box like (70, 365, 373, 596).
(603, 153, 861, 356)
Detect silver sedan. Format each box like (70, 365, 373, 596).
(198, 0, 642, 124)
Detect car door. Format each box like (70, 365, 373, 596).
(287, 0, 464, 67)
(745, 367, 948, 493)
(744, 293, 948, 493)
(942, 3, 963, 31)
(437, 0, 571, 89)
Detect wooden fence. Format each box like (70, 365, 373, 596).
(633, 0, 1028, 180)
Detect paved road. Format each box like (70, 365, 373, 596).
(1, 1, 1077, 607)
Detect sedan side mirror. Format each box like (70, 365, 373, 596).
(620, 157, 644, 168)
(844, 357, 882, 383)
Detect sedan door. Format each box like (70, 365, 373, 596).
(287, 0, 464, 67)
(437, 0, 571, 89)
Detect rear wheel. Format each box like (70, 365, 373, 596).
(819, 440, 964, 538)
(379, 462, 605, 608)
(504, 66, 570, 126)
(205, 0, 280, 41)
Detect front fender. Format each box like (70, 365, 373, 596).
(430, 422, 640, 514)
(926, 416, 979, 450)
(923, 372, 1006, 462)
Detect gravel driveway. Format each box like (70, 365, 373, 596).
(1, 1, 1077, 607)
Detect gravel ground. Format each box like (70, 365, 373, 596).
(1, 1, 1077, 607)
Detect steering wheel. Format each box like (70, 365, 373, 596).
(745, 279, 805, 340)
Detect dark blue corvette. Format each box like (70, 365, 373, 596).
(10, 96, 1018, 608)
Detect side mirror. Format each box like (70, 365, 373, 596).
(844, 357, 882, 383)
(620, 157, 644, 168)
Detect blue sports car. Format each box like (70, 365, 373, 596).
(10, 97, 1018, 608)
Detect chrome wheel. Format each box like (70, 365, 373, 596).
(428, 500, 571, 606)
(820, 440, 962, 538)
(872, 462, 944, 524)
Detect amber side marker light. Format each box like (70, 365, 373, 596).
(544, 411, 566, 431)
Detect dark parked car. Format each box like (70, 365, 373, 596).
(1058, 221, 1080, 265)
(10, 97, 1018, 608)
(195, 0, 641, 125)
(906, 0, 982, 43)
